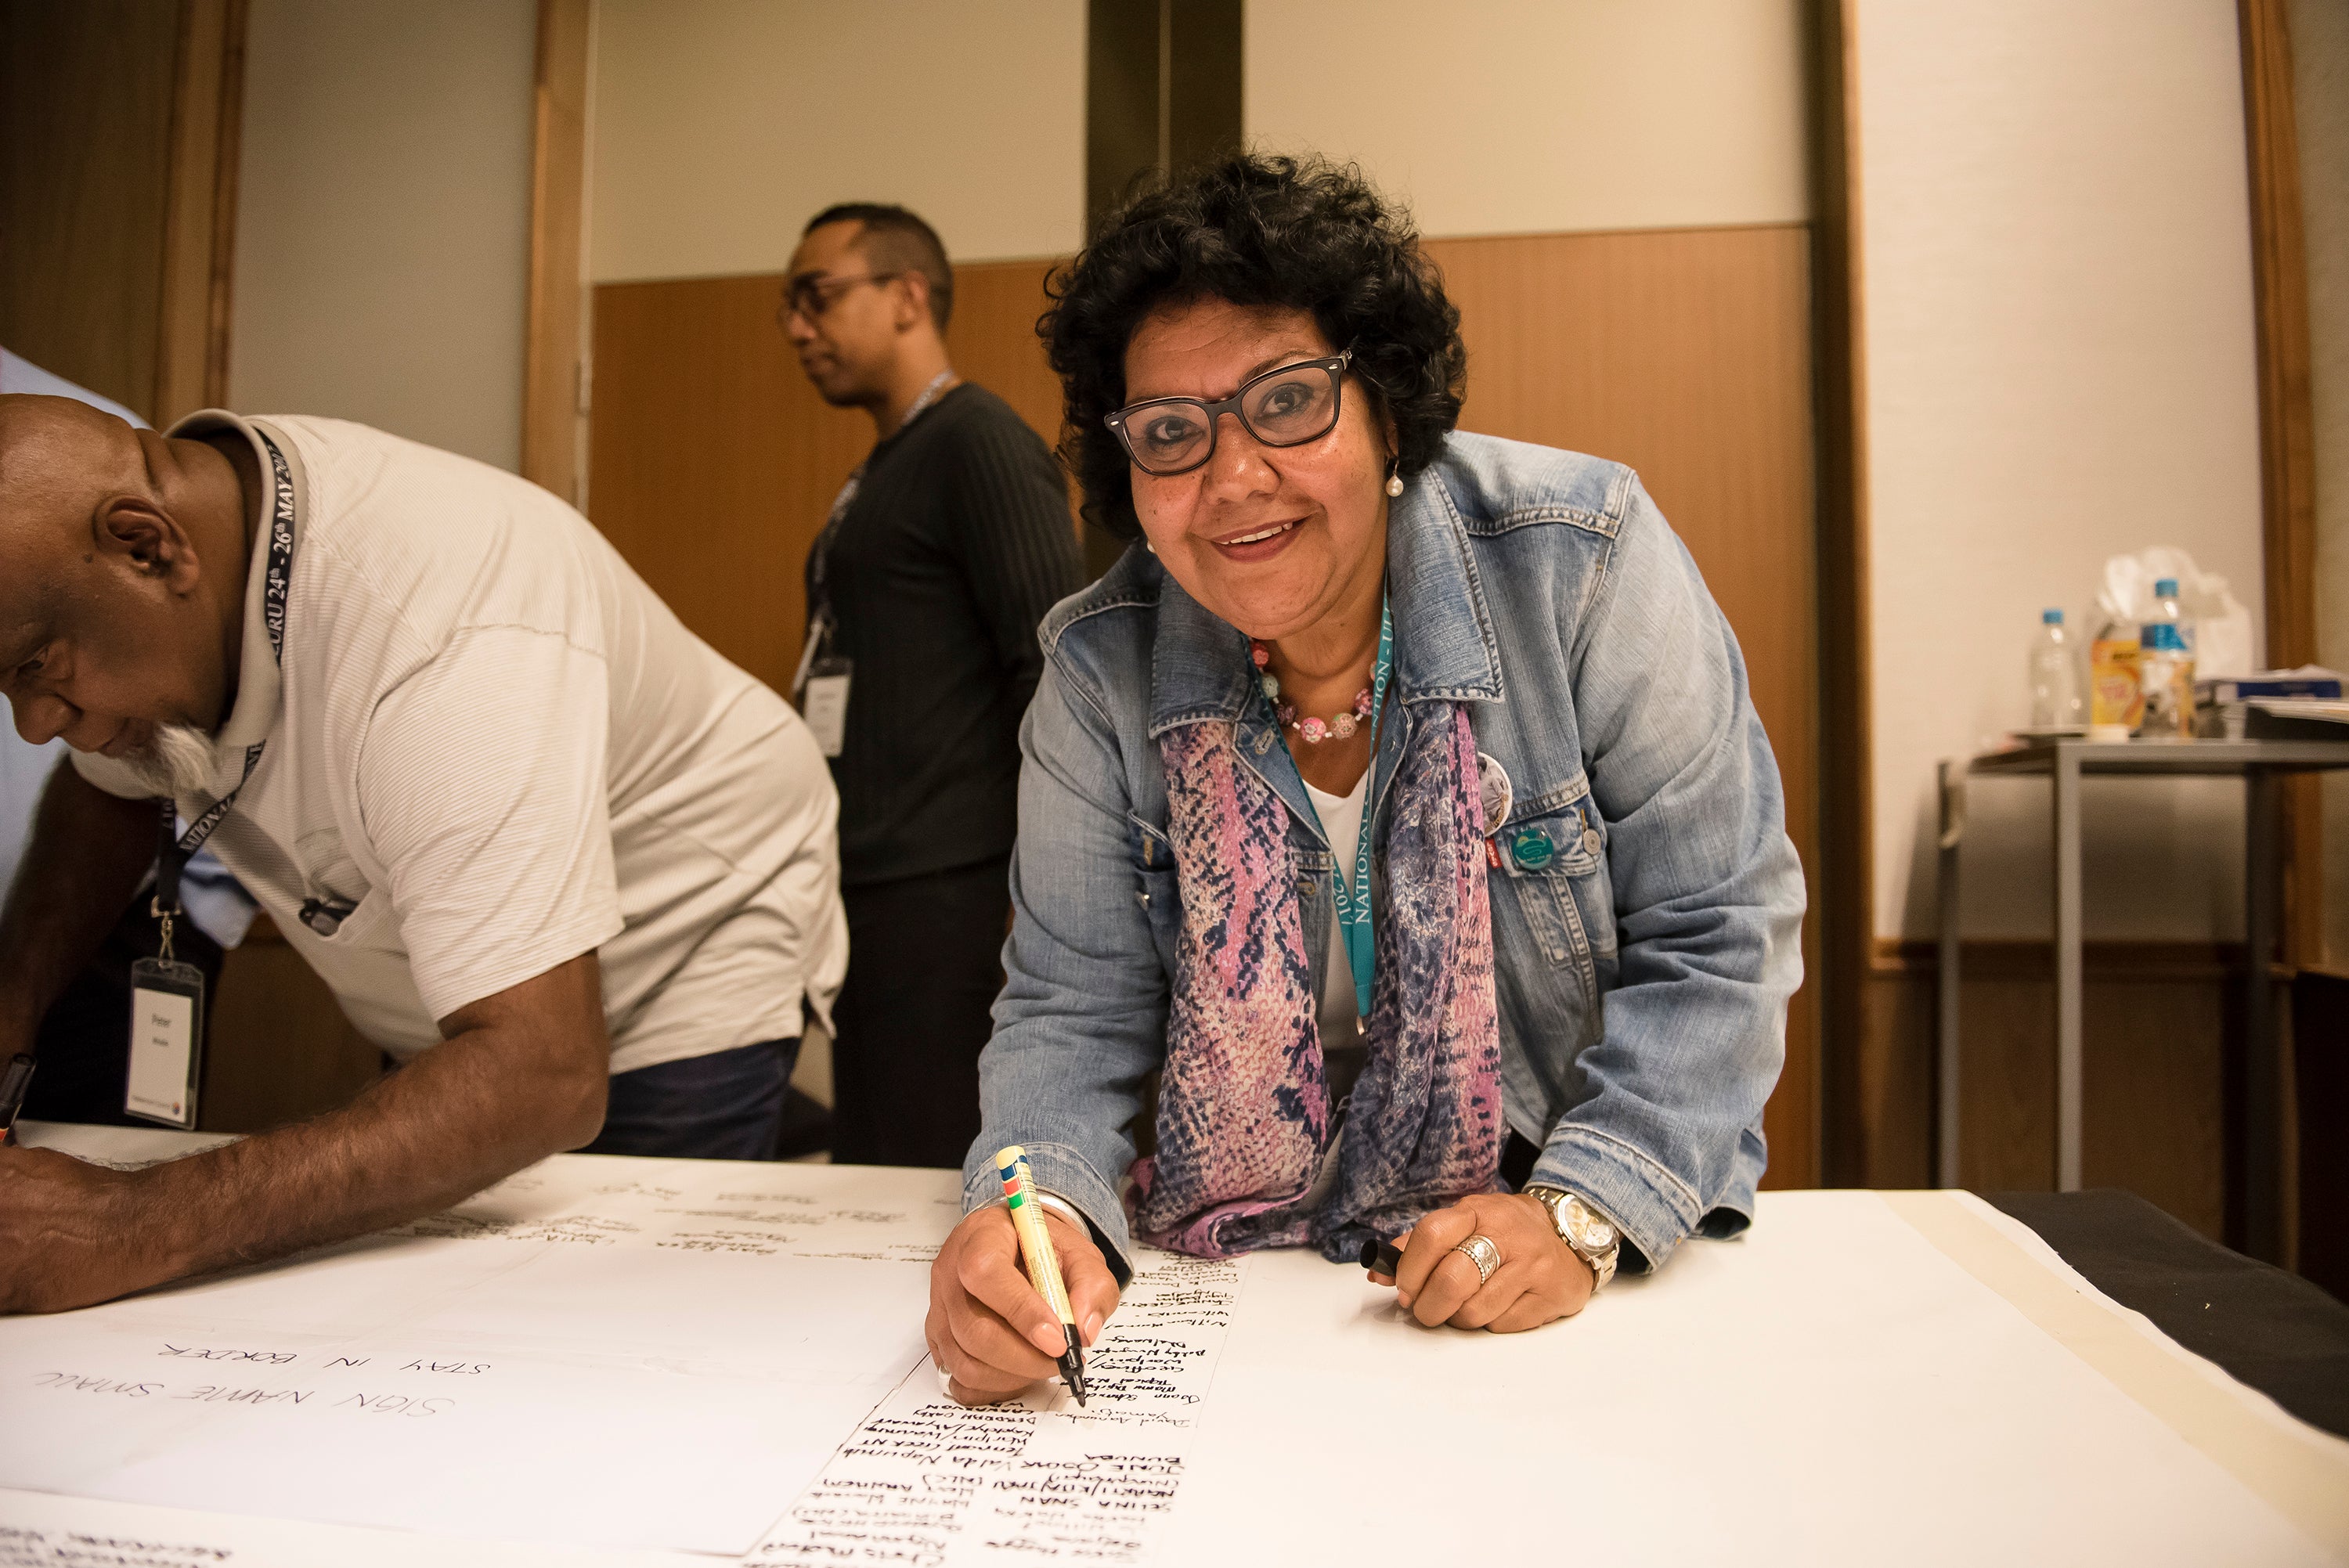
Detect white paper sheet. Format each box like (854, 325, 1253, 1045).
(0, 1155, 961, 1555)
(745, 1252, 1244, 1566)
(9, 1125, 2346, 1567)
(0, 1487, 699, 1568)
(1153, 1191, 2348, 1567)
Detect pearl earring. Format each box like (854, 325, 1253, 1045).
(1384, 461, 1404, 498)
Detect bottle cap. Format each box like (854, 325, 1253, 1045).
(2154, 577, 2179, 598)
(2042, 608, 2062, 624)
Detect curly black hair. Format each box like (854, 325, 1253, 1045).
(1041, 153, 1468, 540)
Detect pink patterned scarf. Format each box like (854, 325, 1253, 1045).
(1128, 704, 1503, 1261)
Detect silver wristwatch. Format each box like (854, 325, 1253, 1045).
(1523, 1186, 1620, 1292)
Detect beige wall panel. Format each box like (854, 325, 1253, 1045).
(1425, 224, 1820, 1186)
(1245, 0, 1810, 238)
(230, 0, 536, 470)
(1854, 0, 2268, 941)
(590, 0, 1084, 283)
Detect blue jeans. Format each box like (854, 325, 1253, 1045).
(586, 1038, 800, 1161)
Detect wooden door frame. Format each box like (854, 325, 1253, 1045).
(2239, 0, 2323, 975)
(154, 0, 247, 424)
(523, 0, 593, 505)
(1808, 0, 1874, 1184)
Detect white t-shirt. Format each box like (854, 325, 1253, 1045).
(1303, 773, 1366, 1055)
(75, 413, 846, 1075)
(1298, 771, 1369, 1213)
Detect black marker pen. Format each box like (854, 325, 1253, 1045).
(0, 1053, 37, 1146)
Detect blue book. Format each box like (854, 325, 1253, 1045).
(2198, 674, 2343, 703)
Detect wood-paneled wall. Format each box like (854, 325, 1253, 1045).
(0, 0, 182, 418)
(1860, 943, 2234, 1241)
(586, 225, 1824, 1184)
(1426, 225, 1821, 1187)
(203, 917, 383, 1134)
(0, 0, 241, 425)
(588, 260, 1067, 699)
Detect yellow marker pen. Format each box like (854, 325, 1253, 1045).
(994, 1144, 1088, 1405)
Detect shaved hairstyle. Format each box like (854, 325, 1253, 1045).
(803, 203, 954, 332)
(0, 394, 148, 535)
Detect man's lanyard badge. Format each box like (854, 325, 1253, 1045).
(789, 370, 957, 759)
(124, 427, 296, 1130)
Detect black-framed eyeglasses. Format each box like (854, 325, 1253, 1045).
(778, 271, 902, 325)
(1105, 349, 1354, 477)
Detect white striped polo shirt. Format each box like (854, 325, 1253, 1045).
(76, 413, 846, 1074)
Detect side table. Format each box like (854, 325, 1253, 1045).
(1935, 737, 2349, 1263)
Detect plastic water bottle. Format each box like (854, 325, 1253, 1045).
(2137, 578, 2196, 739)
(2027, 609, 2083, 729)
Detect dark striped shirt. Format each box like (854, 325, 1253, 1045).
(811, 382, 1084, 887)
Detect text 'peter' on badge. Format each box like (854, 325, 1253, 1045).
(801, 656, 853, 759)
(126, 956, 206, 1130)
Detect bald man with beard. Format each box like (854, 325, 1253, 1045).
(0, 397, 846, 1312)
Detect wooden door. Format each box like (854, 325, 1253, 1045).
(0, 0, 242, 424)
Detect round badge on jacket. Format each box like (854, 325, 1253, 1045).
(1476, 751, 1513, 838)
(1511, 827, 1554, 871)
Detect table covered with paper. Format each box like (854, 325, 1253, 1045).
(3, 1123, 2345, 1567)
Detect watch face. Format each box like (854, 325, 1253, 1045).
(1562, 1199, 1615, 1250)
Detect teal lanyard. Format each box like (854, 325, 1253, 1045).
(1272, 596, 1392, 1023)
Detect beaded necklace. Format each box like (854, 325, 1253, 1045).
(1250, 612, 1382, 744)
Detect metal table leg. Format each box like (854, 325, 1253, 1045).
(2244, 767, 2282, 1263)
(2054, 745, 2084, 1191)
(1937, 759, 1965, 1189)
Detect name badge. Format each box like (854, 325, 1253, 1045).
(125, 957, 207, 1130)
(1476, 751, 1513, 837)
(801, 657, 853, 759)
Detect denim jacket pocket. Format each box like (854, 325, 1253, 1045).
(1128, 814, 1181, 970)
(1492, 794, 1616, 1016)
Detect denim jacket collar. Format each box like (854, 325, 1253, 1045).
(1145, 476, 1503, 741)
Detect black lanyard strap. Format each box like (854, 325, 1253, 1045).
(801, 370, 957, 661)
(152, 425, 297, 927)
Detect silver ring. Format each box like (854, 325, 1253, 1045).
(1452, 1233, 1501, 1285)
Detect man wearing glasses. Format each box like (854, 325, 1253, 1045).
(781, 204, 1081, 1169)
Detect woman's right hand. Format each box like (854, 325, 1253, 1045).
(926, 1202, 1122, 1406)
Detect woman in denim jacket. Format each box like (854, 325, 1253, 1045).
(926, 154, 1804, 1404)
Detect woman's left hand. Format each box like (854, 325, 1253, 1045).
(1374, 1192, 1594, 1332)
